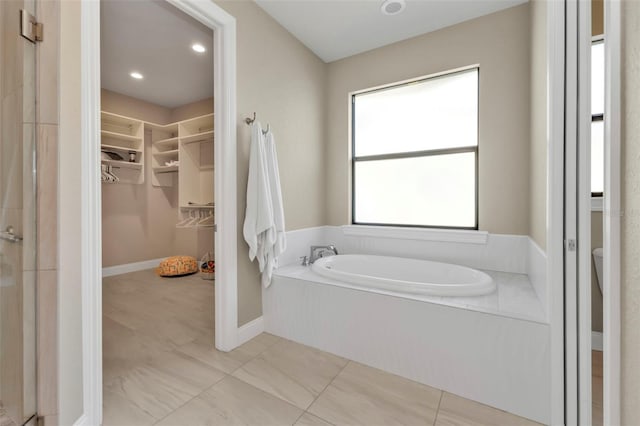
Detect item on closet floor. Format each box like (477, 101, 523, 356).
(156, 256, 198, 277)
(200, 252, 215, 280)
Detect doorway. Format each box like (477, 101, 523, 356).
(100, 1, 216, 422)
(78, 0, 238, 424)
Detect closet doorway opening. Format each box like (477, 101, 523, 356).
(92, 0, 238, 423)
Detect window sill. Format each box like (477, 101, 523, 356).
(591, 197, 603, 212)
(342, 225, 489, 245)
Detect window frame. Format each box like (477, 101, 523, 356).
(350, 67, 480, 230)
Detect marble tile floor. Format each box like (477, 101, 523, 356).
(103, 269, 542, 426)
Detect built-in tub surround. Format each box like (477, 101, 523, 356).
(264, 225, 550, 422)
(278, 226, 548, 316)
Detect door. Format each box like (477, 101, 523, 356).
(0, 1, 38, 425)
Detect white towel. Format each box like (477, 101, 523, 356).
(261, 130, 286, 287)
(243, 122, 275, 273)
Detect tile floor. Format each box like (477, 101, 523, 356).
(592, 350, 603, 426)
(103, 269, 543, 426)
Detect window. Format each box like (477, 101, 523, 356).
(591, 40, 604, 196)
(351, 68, 479, 229)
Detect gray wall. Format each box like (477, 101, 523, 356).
(215, 0, 328, 326)
(529, 0, 548, 250)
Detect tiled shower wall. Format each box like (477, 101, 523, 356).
(0, 0, 36, 423)
(1, 1, 60, 423)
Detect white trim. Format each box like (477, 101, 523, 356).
(341, 225, 488, 244)
(72, 414, 88, 426)
(80, 1, 103, 425)
(546, 0, 566, 423)
(603, 0, 621, 424)
(591, 196, 604, 211)
(563, 2, 580, 421)
(102, 258, 166, 277)
(592, 332, 603, 352)
(237, 316, 265, 346)
(577, 0, 593, 422)
(81, 1, 238, 425)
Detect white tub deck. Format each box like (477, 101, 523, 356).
(275, 263, 546, 323)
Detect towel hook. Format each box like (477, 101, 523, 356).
(246, 112, 270, 135)
(245, 112, 256, 125)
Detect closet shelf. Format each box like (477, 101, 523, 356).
(101, 159, 143, 170)
(153, 137, 179, 149)
(153, 149, 179, 157)
(153, 165, 179, 173)
(101, 144, 143, 154)
(181, 131, 214, 145)
(101, 130, 143, 143)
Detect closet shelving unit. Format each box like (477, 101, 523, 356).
(101, 109, 215, 228)
(178, 113, 215, 211)
(100, 111, 145, 184)
(149, 122, 180, 187)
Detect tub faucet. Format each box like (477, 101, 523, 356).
(309, 245, 338, 264)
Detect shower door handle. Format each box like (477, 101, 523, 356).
(0, 226, 23, 243)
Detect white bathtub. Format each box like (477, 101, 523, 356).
(311, 254, 495, 297)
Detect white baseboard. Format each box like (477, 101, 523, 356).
(102, 257, 166, 277)
(237, 316, 264, 346)
(592, 331, 603, 351)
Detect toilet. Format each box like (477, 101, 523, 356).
(593, 247, 604, 293)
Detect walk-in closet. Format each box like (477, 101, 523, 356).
(99, 1, 218, 420)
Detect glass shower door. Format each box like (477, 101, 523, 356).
(0, 0, 38, 425)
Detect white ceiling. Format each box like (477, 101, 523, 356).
(254, 0, 528, 63)
(101, 0, 214, 108)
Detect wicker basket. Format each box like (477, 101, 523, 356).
(200, 252, 215, 280)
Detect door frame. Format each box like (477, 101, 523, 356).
(547, 0, 567, 423)
(566, 0, 622, 424)
(78, 1, 238, 424)
(602, 0, 621, 424)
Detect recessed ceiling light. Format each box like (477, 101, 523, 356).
(192, 43, 206, 53)
(130, 71, 144, 80)
(381, 0, 406, 15)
